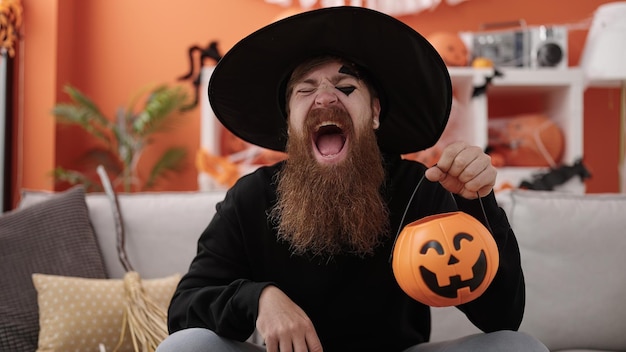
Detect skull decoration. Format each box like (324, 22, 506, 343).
(392, 211, 499, 307)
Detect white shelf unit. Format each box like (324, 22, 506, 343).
(447, 67, 585, 192)
(200, 66, 585, 192)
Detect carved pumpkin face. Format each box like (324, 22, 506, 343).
(392, 212, 499, 307)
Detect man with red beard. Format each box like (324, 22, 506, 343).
(159, 7, 548, 352)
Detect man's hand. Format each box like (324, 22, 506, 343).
(424, 141, 496, 199)
(256, 285, 323, 352)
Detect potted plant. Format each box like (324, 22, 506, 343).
(52, 84, 190, 192)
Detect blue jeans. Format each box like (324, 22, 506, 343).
(156, 328, 549, 352)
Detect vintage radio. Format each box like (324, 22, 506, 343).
(460, 21, 568, 69)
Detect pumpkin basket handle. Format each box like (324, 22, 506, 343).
(388, 171, 493, 263)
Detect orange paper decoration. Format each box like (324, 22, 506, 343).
(195, 149, 240, 188)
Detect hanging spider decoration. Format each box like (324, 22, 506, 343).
(178, 41, 223, 111)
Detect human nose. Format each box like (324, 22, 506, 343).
(314, 85, 338, 107)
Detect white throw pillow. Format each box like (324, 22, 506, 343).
(431, 190, 626, 351)
(19, 190, 227, 279)
(508, 190, 626, 351)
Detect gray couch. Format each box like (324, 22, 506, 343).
(13, 188, 626, 351)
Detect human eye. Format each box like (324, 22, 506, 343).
(294, 84, 315, 95)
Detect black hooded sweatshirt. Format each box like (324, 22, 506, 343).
(167, 154, 525, 352)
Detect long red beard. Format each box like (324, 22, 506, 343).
(269, 107, 389, 258)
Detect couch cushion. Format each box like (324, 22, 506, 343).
(33, 273, 180, 352)
(430, 190, 626, 351)
(0, 186, 107, 351)
(20, 190, 227, 279)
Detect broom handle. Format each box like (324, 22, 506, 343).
(96, 165, 134, 272)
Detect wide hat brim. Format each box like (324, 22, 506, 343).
(208, 6, 452, 154)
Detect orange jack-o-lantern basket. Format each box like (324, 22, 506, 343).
(391, 209, 499, 307)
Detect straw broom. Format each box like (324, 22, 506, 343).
(96, 165, 169, 352)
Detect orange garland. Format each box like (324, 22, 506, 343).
(0, 0, 22, 57)
(195, 148, 240, 188)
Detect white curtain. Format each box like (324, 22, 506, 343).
(0, 50, 6, 212)
(264, 0, 469, 16)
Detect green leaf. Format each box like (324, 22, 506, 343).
(132, 85, 189, 136)
(50, 167, 102, 192)
(52, 85, 114, 146)
(62, 85, 110, 127)
(51, 83, 191, 193)
(142, 147, 187, 190)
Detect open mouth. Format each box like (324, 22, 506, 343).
(313, 123, 347, 160)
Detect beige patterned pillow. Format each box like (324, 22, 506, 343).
(32, 273, 180, 352)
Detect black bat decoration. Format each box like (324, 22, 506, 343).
(472, 68, 503, 98)
(520, 158, 591, 191)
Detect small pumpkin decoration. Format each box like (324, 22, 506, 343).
(488, 113, 565, 167)
(392, 212, 499, 307)
(426, 31, 469, 67)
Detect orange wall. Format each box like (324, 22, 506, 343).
(11, 0, 60, 196)
(11, 0, 621, 206)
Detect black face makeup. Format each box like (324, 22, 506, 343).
(338, 64, 359, 78)
(337, 86, 356, 96)
(337, 65, 360, 96)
